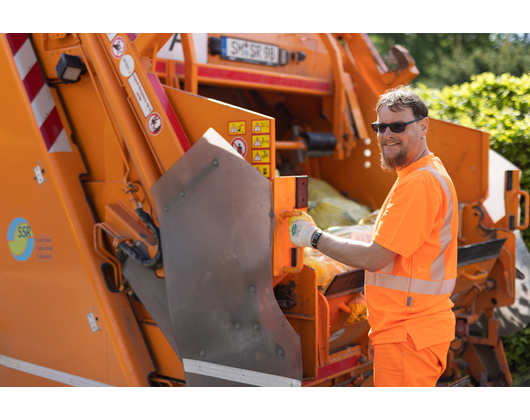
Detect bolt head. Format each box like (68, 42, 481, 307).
(235, 323, 240, 330)
(277, 349, 284, 357)
(179, 191, 185, 198)
(250, 286, 256, 293)
(213, 159, 219, 166)
(200, 351, 205, 357)
(254, 324, 260, 330)
(163, 206, 168, 212)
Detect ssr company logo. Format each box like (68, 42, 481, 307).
(7, 217, 34, 261)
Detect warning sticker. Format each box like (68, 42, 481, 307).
(147, 112, 163, 135)
(252, 149, 270, 163)
(252, 120, 270, 134)
(252, 135, 270, 148)
(230, 137, 247, 157)
(120, 55, 135, 77)
(111, 36, 126, 59)
(253, 165, 270, 178)
(106, 33, 118, 42)
(228, 121, 246, 135)
(128, 72, 154, 117)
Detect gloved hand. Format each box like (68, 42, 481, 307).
(288, 210, 318, 248)
(346, 302, 368, 324)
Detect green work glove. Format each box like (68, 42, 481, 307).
(288, 210, 318, 248)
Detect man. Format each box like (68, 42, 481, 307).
(289, 86, 458, 387)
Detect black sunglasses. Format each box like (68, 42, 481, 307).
(371, 117, 424, 134)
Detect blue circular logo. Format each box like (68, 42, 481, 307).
(7, 217, 34, 261)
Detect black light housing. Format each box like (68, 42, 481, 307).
(208, 37, 222, 56)
(55, 53, 87, 83)
(291, 51, 307, 63)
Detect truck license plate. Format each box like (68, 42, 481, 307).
(221, 36, 279, 66)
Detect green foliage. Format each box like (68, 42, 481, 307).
(415, 73, 530, 198)
(369, 34, 530, 88)
(502, 327, 530, 386)
(415, 72, 530, 386)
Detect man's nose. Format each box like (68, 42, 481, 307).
(383, 126, 394, 137)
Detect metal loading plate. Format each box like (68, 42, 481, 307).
(122, 260, 181, 360)
(151, 128, 302, 387)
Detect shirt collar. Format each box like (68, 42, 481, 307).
(397, 153, 435, 178)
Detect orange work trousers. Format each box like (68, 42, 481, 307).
(373, 335, 450, 387)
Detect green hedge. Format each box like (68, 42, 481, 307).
(415, 73, 530, 386)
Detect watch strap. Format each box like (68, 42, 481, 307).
(311, 229, 323, 249)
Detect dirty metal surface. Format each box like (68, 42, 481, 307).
(151, 128, 302, 386)
(122, 259, 181, 359)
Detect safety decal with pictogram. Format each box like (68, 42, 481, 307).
(252, 120, 270, 134)
(228, 121, 246, 135)
(252, 149, 270, 163)
(147, 112, 163, 135)
(252, 135, 270, 148)
(230, 137, 247, 157)
(111, 36, 126, 59)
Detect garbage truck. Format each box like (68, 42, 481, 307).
(1, 32, 528, 387)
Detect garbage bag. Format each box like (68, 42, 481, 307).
(304, 224, 375, 292)
(307, 178, 371, 230)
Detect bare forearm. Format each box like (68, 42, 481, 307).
(315, 232, 396, 273)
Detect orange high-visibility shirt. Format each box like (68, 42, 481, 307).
(366, 153, 458, 350)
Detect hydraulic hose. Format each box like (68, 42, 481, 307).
(118, 208, 163, 271)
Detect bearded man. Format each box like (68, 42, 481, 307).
(288, 86, 459, 387)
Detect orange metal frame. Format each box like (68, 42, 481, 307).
(0, 32, 526, 387)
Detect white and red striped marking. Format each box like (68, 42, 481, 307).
(5, 33, 72, 153)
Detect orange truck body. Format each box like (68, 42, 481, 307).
(0, 32, 527, 387)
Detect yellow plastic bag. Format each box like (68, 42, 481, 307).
(304, 225, 375, 292)
(307, 178, 371, 230)
(304, 247, 352, 292)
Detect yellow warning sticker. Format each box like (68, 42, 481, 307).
(228, 121, 246, 135)
(252, 135, 270, 148)
(252, 149, 270, 163)
(252, 120, 270, 134)
(253, 164, 270, 177)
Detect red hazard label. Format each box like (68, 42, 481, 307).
(230, 137, 247, 157)
(111, 36, 126, 59)
(147, 112, 163, 135)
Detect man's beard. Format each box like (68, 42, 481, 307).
(379, 144, 408, 172)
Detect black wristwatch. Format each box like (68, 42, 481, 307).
(311, 229, 323, 249)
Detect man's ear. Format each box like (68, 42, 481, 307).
(420, 117, 429, 136)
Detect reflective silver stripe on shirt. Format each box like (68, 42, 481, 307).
(183, 359, 301, 387)
(380, 259, 394, 274)
(417, 165, 454, 282)
(365, 271, 456, 296)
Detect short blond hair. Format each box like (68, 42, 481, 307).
(376, 86, 428, 119)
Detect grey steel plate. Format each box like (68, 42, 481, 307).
(151, 128, 302, 386)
